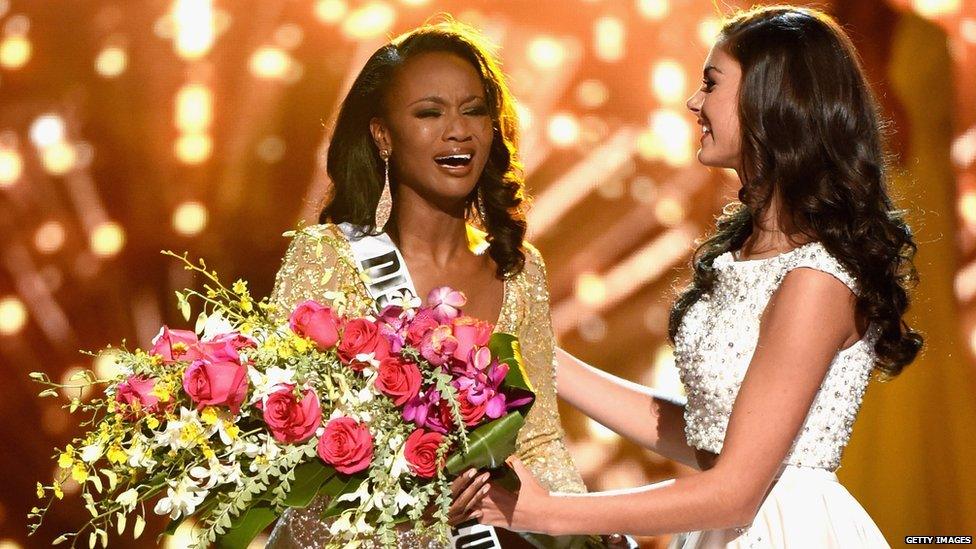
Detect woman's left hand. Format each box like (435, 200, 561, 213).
(472, 456, 552, 533)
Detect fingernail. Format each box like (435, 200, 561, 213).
(481, 485, 490, 494)
(479, 472, 490, 481)
(466, 470, 475, 479)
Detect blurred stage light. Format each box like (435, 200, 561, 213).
(95, 46, 127, 77)
(527, 36, 566, 70)
(576, 79, 609, 109)
(173, 200, 209, 236)
(94, 349, 126, 380)
(176, 83, 213, 133)
(959, 190, 976, 227)
(575, 272, 607, 307)
(649, 109, 693, 166)
(0, 538, 24, 549)
(249, 46, 291, 80)
(30, 114, 66, 149)
(654, 196, 686, 226)
(547, 113, 581, 147)
(962, 19, 976, 44)
(586, 416, 620, 443)
(0, 296, 27, 336)
(314, 0, 348, 24)
(175, 132, 213, 164)
(41, 142, 78, 175)
(400, 0, 431, 5)
(594, 17, 625, 62)
(90, 221, 126, 257)
(578, 313, 608, 343)
(912, 0, 961, 17)
(952, 127, 976, 168)
(515, 103, 533, 131)
(256, 135, 286, 163)
(173, 0, 215, 59)
(342, 2, 395, 40)
(274, 24, 304, 50)
(580, 115, 610, 145)
(630, 175, 658, 204)
(697, 17, 722, 47)
(0, 35, 30, 69)
(0, 147, 22, 187)
(34, 221, 66, 254)
(651, 59, 686, 105)
(637, 0, 669, 20)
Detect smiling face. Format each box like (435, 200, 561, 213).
(370, 51, 494, 210)
(686, 44, 743, 170)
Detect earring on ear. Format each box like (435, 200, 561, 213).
(375, 149, 393, 229)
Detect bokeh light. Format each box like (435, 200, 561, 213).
(651, 59, 686, 105)
(0, 35, 30, 69)
(637, 0, 669, 20)
(0, 296, 27, 336)
(173, 0, 215, 59)
(341, 2, 395, 40)
(176, 84, 213, 133)
(0, 147, 23, 187)
(40, 142, 78, 175)
(527, 36, 566, 70)
(594, 17, 625, 62)
(172, 200, 209, 236)
(314, 0, 348, 24)
(94, 46, 127, 77)
(30, 114, 66, 149)
(89, 221, 126, 257)
(34, 221, 66, 254)
(175, 132, 213, 164)
(547, 113, 581, 147)
(249, 46, 291, 80)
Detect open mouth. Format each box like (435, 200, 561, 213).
(434, 153, 473, 168)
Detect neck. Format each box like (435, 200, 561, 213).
(386, 186, 471, 267)
(743, 192, 806, 255)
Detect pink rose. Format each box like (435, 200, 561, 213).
(338, 318, 391, 370)
(197, 332, 256, 363)
(182, 359, 249, 414)
(290, 300, 341, 351)
(406, 309, 439, 347)
(427, 287, 467, 323)
(115, 375, 164, 418)
(150, 327, 202, 363)
(261, 385, 321, 443)
(374, 356, 422, 407)
(317, 417, 373, 474)
(451, 316, 494, 363)
(404, 429, 446, 478)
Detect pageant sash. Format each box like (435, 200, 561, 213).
(338, 223, 503, 549)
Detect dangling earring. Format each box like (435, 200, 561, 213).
(476, 187, 488, 227)
(375, 149, 392, 229)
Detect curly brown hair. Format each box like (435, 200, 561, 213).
(321, 19, 527, 278)
(668, 6, 923, 378)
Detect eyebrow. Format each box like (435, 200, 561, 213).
(408, 95, 485, 107)
(704, 65, 723, 76)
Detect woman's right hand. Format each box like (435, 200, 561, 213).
(448, 468, 491, 525)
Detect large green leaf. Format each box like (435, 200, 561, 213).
(282, 461, 336, 508)
(489, 332, 533, 393)
(445, 411, 526, 475)
(213, 505, 278, 549)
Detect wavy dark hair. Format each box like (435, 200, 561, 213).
(321, 19, 527, 278)
(668, 6, 922, 378)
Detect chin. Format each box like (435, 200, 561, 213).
(696, 149, 735, 170)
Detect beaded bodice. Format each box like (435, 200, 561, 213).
(673, 242, 879, 471)
(266, 224, 585, 547)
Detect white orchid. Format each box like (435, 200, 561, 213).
(154, 407, 211, 451)
(115, 488, 139, 513)
(201, 312, 234, 340)
(79, 442, 104, 463)
(152, 477, 208, 520)
(247, 365, 297, 405)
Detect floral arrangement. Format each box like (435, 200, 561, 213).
(28, 251, 535, 548)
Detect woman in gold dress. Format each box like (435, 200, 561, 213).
(265, 21, 587, 547)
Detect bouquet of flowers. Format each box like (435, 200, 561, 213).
(28, 251, 536, 548)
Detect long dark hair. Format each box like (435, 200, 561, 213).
(322, 19, 527, 278)
(668, 6, 923, 378)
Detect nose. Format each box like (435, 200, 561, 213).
(686, 89, 703, 114)
(443, 112, 474, 142)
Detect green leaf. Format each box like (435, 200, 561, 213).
(445, 412, 526, 475)
(318, 472, 367, 519)
(212, 505, 278, 549)
(282, 461, 335, 508)
(489, 332, 533, 393)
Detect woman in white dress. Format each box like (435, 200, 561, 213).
(468, 6, 922, 547)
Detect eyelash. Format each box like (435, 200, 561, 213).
(701, 78, 716, 92)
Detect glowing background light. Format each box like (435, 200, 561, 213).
(30, 115, 66, 149)
(636, 0, 669, 20)
(576, 79, 609, 109)
(648, 109, 693, 166)
(651, 59, 687, 104)
(40, 142, 78, 175)
(575, 272, 607, 306)
(89, 221, 126, 257)
(594, 17, 625, 62)
(0, 296, 27, 335)
(249, 46, 291, 80)
(175, 133, 213, 164)
(34, 221, 66, 254)
(912, 0, 962, 18)
(547, 113, 581, 147)
(172, 201, 209, 236)
(341, 2, 395, 40)
(0, 35, 30, 69)
(175, 84, 213, 133)
(314, 0, 347, 24)
(95, 46, 127, 77)
(697, 17, 722, 47)
(528, 36, 566, 69)
(173, 0, 215, 59)
(0, 148, 23, 187)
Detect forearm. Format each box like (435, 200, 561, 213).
(537, 469, 752, 537)
(556, 349, 698, 467)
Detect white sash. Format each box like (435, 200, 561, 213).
(338, 223, 503, 549)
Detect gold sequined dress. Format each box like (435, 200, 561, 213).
(265, 223, 586, 548)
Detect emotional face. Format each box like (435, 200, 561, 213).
(371, 51, 494, 210)
(686, 44, 742, 170)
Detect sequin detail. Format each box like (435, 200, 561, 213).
(265, 224, 586, 548)
(674, 242, 878, 471)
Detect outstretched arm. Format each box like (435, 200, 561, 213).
(556, 349, 698, 468)
(477, 268, 859, 536)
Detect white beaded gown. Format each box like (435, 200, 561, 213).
(668, 242, 890, 548)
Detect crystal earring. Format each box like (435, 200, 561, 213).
(375, 150, 392, 229)
(477, 187, 488, 227)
